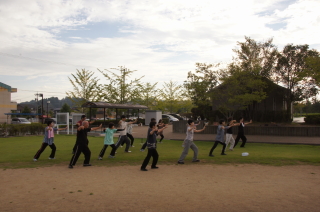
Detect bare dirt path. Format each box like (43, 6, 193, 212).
(1, 164, 319, 212)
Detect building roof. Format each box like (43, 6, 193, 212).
(81, 102, 148, 109)
(0, 82, 17, 93)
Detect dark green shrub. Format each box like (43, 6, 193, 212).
(304, 115, 320, 125)
(162, 118, 169, 124)
(6, 123, 46, 136)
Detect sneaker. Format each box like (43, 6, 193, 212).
(140, 168, 148, 171)
(192, 159, 200, 162)
(68, 165, 73, 169)
(177, 161, 184, 164)
(125, 151, 132, 153)
(83, 164, 92, 167)
(108, 155, 115, 158)
(48, 157, 55, 160)
(240, 146, 245, 148)
(98, 157, 103, 160)
(140, 149, 145, 152)
(120, 145, 123, 148)
(221, 153, 227, 155)
(33, 158, 37, 162)
(229, 149, 233, 151)
(131, 145, 135, 147)
(151, 166, 159, 169)
(209, 154, 214, 157)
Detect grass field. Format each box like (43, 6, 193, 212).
(0, 135, 319, 169)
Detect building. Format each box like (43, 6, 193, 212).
(210, 79, 291, 122)
(0, 82, 17, 123)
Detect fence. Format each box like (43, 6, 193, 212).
(173, 120, 320, 137)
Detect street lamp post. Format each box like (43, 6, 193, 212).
(47, 101, 50, 119)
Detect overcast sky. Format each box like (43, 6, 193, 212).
(1, 0, 320, 103)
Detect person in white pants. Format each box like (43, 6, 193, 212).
(225, 117, 239, 151)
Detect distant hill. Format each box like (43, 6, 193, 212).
(19, 97, 77, 110)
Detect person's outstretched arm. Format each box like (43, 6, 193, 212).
(91, 124, 102, 131)
(194, 126, 206, 133)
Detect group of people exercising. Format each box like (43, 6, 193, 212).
(32, 115, 251, 170)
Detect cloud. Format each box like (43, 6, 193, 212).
(1, 0, 320, 102)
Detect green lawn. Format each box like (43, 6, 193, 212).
(0, 135, 319, 169)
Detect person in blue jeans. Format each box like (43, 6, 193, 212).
(209, 119, 232, 156)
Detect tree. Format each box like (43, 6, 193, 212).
(158, 80, 183, 113)
(211, 65, 268, 119)
(60, 103, 71, 113)
(233, 36, 278, 78)
(21, 106, 31, 119)
(184, 63, 222, 107)
(98, 67, 143, 104)
(305, 56, 320, 87)
(209, 37, 277, 119)
(135, 82, 158, 109)
(275, 44, 320, 115)
(66, 69, 101, 111)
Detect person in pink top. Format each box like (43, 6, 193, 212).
(33, 120, 67, 161)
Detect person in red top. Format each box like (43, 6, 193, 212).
(72, 115, 95, 154)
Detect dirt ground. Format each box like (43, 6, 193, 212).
(1, 164, 320, 212)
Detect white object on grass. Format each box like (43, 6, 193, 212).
(242, 152, 249, 156)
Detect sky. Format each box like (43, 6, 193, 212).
(1, 0, 320, 103)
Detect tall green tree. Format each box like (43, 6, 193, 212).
(158, 80, 183, 113)
(305, 56, 320, 87)
(135, 82, 158, 108)
(98, 67, 143, 104)
(21, 106, 31, 118)
(60, 103, 71, 113)
(66, 69, 101, 108)
(210, 37, 277, 119)
(233, 36, 278, 78)
(212, 66, 268, 119)
(275, 44, 320, 115)
(184, 63, 222, 107)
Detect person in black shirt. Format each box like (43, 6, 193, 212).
(140, 121, 167, 171)
(234, 117, 252, 148)
(72, 115, 95, 154)
(69, 121, 102, 169)
(140, 118, 156, 152)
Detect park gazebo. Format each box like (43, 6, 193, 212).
(81, 101, 148, 123)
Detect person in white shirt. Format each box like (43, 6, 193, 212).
(115, 115, 137, 152)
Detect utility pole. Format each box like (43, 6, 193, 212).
(37, 93, 43, 124)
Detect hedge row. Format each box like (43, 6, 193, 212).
(304, 115, 320, 125)
(0, 123, 46, 136)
